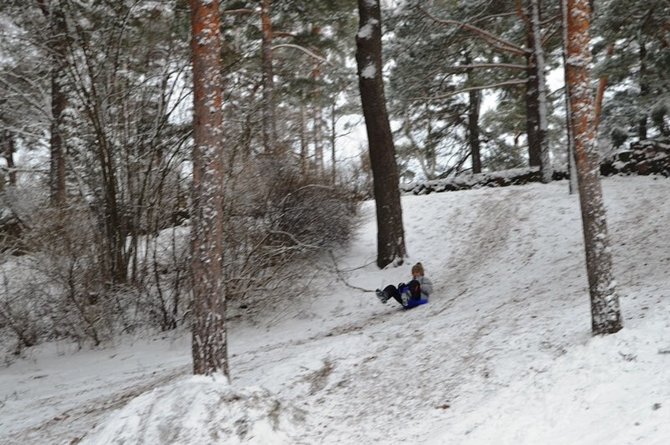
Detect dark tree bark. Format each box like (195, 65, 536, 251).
(311, 60, 325, 176)
(565, 0, 623, 335)
(356, 0, 406, 268)
(38, 0, 68, 206)
(638, 37, 648, 140)
(299, 97, 308, 175)
(467, 89, 482, 174)
(465, 55, 482, 174)
(330, 102, 337, 184)
(260, 0, 277, 153)
(2, 130, 17, 186)
(560, 0, 578, 194)
(528, 0, 552, 183)
(525, 32, 542, 168)
(189, 0, 229, 377)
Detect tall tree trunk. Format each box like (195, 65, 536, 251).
(2, 130, 17, 186)
(260, 0, 277, 153)
(330, 102, 337, 184)
(560, 0, 578, 194)
(299, 97, 308, 175)
(189, 0, 229, 377)
(529, 0, 552, 183)
(311, 65, 324, 177)
(565, 0, 622, 335)
(356, 0, 406, 269)
(525, 33, 542, 168)
(39, 0, 68, 206)
(638, 36, 648, 141)
(465, 55, 482, 174)
(594, 43, 614, 132)
(97, 137, 127, 283)
(312, 105, 324, 176)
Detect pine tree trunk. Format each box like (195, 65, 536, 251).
(565, 0, 622, 335)
(356, 0, 406, 269)
(638, 37, 648, 141)
(468, 89, 482, 174)
(525, 33, 542, 168)
(330, 102, 337, 184)
(299, 98, 308, 175)
(40, 0, 68, 206)
(189, 0, 229, 377)
(2, 130, 16, 186)
(311, 64, 324, 177)
(529, 0, 552, 183)
(312, 103, 324, 176)
(260, 0, 277, 153)
(560, 0, 578, 195)
(465, 54, 482, 174)
(526, 55, 542, 167)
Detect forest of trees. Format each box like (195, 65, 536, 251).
(1, 0, 667, 370)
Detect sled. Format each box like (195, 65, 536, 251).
(403, 298, 428, 309)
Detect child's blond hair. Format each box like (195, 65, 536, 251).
(411, 262, 424, 276)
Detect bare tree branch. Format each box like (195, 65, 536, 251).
(418, 6, 530, 56)
(471, 11, 518, 25)
(222, 8, 255, 15)
(271, 43, 333, 66)
(448, 63, 528, 71)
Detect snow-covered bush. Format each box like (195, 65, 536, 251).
(215, 159, 360, 314)
(19, 205, 121, 346)
(0, 152, 360, 352)
(0, 268, 43, 354)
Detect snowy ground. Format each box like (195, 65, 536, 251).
(1, 176, 670, 444)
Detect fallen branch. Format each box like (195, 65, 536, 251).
(328, 251, 375, 293)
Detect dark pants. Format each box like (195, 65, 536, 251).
(384, 280, 421, 306)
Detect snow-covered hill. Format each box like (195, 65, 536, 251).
(1, 176, 670, 444)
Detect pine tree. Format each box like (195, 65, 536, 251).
(189, 0, 229, 376)
(593, 0, 670, 145)
(565, 0, 623, 335)
(356, 0, 406, 268)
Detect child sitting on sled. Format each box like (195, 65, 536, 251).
(376, 262, 433, 308)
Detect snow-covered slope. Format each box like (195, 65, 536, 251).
(1, 176, 669, 444)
